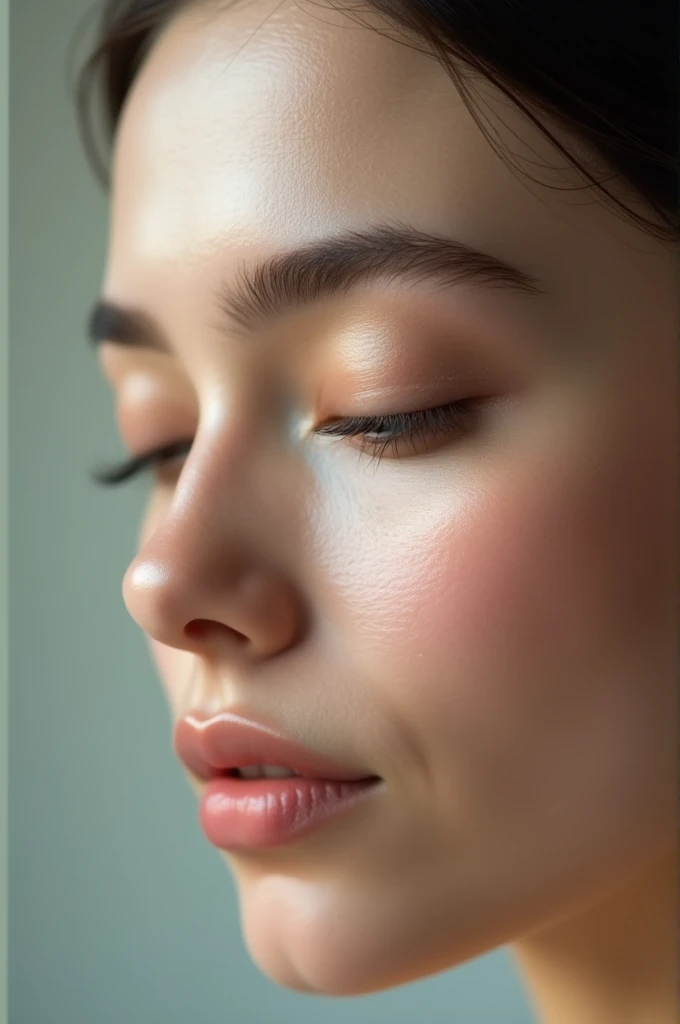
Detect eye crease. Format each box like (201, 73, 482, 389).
(90, 397, 481, 486)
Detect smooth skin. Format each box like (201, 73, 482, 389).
(96, 1, 678, 1021)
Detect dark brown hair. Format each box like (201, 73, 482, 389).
(73, 0, 678, 243)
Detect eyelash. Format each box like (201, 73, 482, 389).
(90, 399, 479, 486)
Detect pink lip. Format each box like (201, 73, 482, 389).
(172, 710, 373, 783)
(172, 710, 382, 850)
(197, 775, 381, 850)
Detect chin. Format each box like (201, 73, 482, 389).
(235, 871, 493, 997)
(242, 911, 416, 996)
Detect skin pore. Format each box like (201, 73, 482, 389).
(94, 1, 678, 1021)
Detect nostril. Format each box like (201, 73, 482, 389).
(184, 619, 247, 645)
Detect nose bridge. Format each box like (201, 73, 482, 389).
(148, 424, 255, 575)
(122, 429, 305, 654)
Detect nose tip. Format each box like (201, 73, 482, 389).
(122, 553, 305, 658)
(122, 557, 206, 652)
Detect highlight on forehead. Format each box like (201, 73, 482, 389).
(75, 0, 676, 242)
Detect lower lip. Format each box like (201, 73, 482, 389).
(198, 775, 381, 850)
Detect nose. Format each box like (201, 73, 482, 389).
(122, 462, 306, 661)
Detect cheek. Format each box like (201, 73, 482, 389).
(327, 416, 675, 837)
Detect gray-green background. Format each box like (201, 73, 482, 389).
(9, 2, 533, 1020)
(2, 1, 8, 1022)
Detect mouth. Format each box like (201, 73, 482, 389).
(172, 711, 383, 850)
(224, 765, 307, 779)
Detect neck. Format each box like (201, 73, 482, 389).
(510, 844, 678, 1024)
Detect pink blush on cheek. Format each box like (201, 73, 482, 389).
(346, 455, 610, 730)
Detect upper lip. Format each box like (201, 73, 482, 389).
(173, 710, 375, 782)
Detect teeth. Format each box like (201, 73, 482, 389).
(236, 765, 300, 779)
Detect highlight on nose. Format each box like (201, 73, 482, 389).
(122, 556, 256, 653)
(122, 553, 305, 657)
(122, 557, 209, 651)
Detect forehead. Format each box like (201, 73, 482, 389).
(112, 1, 570, 254)
(107, 0, 665, 344)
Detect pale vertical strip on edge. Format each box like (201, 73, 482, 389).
(0, 0, 8, 1021)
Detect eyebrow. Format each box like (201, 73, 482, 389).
(87, 221, 545, 351)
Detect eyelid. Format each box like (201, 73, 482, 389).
(112, 380, 199, 457)
(91, 396, 482, 487)
(90, 439, 193, 486)
(97, 343, 171, 386)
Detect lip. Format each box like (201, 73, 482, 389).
(172, 710, 382, 851)
(197, 774, 382, 850)
(172, 710, 374, 783)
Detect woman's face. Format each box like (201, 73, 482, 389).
(99, 0, 678, 996)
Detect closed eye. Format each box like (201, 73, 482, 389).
(316, 398, 480, 464)
(90, 439, 193, 486)
(89, 398, 480, 486)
